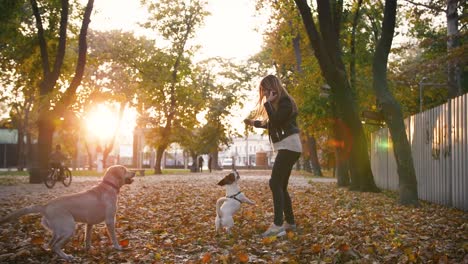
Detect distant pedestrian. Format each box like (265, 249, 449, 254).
(208, 155, 212, 173)
(198, 156, 204, 172)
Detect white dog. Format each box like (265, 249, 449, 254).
(215, 170, 255, 233)
(0, 165, 136, 261)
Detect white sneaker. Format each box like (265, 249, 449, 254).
(282, 222, 297, 231)
(262, 224, 286, 237)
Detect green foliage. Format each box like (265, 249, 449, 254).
(0, 0, 85, 155)
(176, 58, 252, 156)
(254, 0, 385, 158)
(389, 0, 468, 114)
(141, 0, 209, 56)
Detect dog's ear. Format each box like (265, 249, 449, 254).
(218, 173, 236, 186)
(217, 178, 227, 186)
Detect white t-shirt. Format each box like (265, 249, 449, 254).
(272, 133, 302, 153)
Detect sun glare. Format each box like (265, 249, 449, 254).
(85, 104, 119, 141)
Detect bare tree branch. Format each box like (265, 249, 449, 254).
(403, 0, 445, 13)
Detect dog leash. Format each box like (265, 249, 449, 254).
(227, 191, 242, 203)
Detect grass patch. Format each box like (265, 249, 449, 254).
(0, 168, 192, 177)
(0, 170, 28, 176)
(294, 168, 334, 178)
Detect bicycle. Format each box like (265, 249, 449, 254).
(44, 165, 72, 189)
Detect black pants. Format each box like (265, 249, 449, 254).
(270, 149, 301, 226)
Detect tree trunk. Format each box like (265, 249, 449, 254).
(447, 0, 462, 98)
(335, 150, 350, 186)
(26, 132, 33, 169)
(306, 134, 322, 176)
(31, 115, 54, 183)
(85, 142, 93, 170)
(373, 0, 418, 205)
(303, 157, 312, 173)
(189, 153, 199, 172)
(293, 34, 302, 73)
(350, 0, 363, 90)
(294, 0, 378, 192)
(211, 151, 221, 171)
(102, 148, 109, 169)
(16, 128, 25, 171)
(154, 144, 167, 174)
(334, 118, 350, 186)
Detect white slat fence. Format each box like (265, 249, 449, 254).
(371, 93, 468, 211)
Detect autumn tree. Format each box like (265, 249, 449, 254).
(396, 0, 467, 100)
(372, 0, 419, 205)
(82, 30, 144, 168)
(292, 0, 378, 191)
(140, 0, 209, 174)
(252, 1, 324, 176)
(0, 0, 94, 182)
(195, 58, 252, 169)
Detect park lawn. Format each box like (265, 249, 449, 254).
(0, 176, 466, 263)
(0, 168, 191, 177)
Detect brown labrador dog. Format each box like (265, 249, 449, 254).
(0, 165, 136, 260)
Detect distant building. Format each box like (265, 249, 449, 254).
(218, 134, 273, 168)
(132, 127, 273, 169)
(0, 129, 18, 168)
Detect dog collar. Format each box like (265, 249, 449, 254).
(227, 191, 242, 203)
(102, 180, 120, 193)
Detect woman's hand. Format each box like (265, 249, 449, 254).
(266, 90, 278, 102)
(243, 119, 254, 126)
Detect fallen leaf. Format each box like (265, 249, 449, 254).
(31, 236, 44, 245)
(119, 239, 130, 247)
(262, 236, 277, 244)
(311, 244, 321, 254)
(238, 252, 249, 263)
(339, 243, 350, 252)
(201, 252, 211, 263)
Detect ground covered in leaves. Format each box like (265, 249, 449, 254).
(0, 170, 466, 263)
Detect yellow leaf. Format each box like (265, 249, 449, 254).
(287, 231, 295, 239)
(262, 236, 277, 244)
(366, 246, 374, 254)
(218, 254, 229, 264)
(238, 252, 249, 263)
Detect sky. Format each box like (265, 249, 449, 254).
(88, 0, 267, 61)
(83, 0, 268, 144)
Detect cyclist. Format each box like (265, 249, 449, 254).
(49, 144, 68, 179)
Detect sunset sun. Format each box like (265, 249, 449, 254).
(85, 104, 119, 141)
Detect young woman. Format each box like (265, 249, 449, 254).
(244, 75, 302, 237)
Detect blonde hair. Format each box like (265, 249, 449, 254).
(251, 75, 298, 122)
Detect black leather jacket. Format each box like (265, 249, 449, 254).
(253, 96, 300, 143)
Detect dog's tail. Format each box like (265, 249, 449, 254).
(0, 205, 44, 224)
(216, 197, 227, 219)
